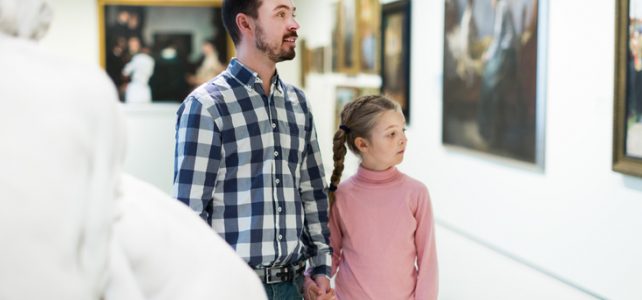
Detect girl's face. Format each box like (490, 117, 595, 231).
(356, 110, 407, 171)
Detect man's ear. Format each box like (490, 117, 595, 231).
(354, 137, 369, 153)
(235, 13, 254, 39)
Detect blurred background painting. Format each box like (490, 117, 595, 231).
(100, 1, 231, 103)
(442, 0, 540, 163)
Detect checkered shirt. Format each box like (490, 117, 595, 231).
(172, 58, 331, 276)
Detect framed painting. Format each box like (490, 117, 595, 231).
(310, 47, 326, 74)
(442, 0, 545, 165)
(98, 0, 232, 103)
(381, 0, 411, 123)
(357, 0, 381, 74)
(331, 1, 340, 72)
(300, 39, 310, 88)
(614, 0, 642, 177)
(337, 0, 359, 74)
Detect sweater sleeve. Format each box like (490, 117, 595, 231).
(414, 187, 438, 300)
(328, 203, 343, 277)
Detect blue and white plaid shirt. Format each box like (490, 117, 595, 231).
(173, 58, 331, 276)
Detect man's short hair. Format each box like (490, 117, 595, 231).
(222, 0, 262, 45)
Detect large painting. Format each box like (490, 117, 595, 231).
(381, 0, 411, 123)
(614, 0, 642, 177)
(442, 0, 544, 164)
(98, 0, 231, 103)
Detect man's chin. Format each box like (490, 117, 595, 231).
(276, 50, 296, 62)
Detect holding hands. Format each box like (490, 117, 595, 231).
(303, 275, 336, 300)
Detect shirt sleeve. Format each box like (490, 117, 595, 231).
(172, 96, 221, 222)
(298, 104, 332, 277)
(414, 187, 439, 300)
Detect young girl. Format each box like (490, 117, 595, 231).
(305, 95, 438, 300)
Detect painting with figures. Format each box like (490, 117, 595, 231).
(442, 0, 543, 164)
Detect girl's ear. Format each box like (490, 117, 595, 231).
(354, 137, 369, 153)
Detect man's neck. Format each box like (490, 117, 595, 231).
(236, 46, 277, 96)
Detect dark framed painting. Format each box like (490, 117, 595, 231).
(98, 0, 232, 103)
(381, 0, 411, 123)
(614, 0, 642, 177)
(442, 0, 545, 165)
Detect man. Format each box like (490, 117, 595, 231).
(172, 0, 333, 299)
(0, 0, 266, 299)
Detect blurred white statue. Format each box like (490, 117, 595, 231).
(0, 1, 266, 299)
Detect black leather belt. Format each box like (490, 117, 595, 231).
(254, 261, 306, 284)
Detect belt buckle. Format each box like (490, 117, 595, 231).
(264, 268, 280, 284)
(265, 266, 290, 284)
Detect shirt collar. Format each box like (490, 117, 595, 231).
(355, 165, 402, 185)
(227, 58, 283, 94)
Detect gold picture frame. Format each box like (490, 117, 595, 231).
(336, 0, 380, 74)
(98, 0, 233, 102)
(357, 0, 381, 74)
(337, 0, 359, 74)
(613, 0, 642, 177)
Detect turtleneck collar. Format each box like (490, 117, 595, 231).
(354, 165, 402, 186)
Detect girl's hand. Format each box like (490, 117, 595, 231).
(303, 275, 336, 300)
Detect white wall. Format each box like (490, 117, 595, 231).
(37, 0, 642, 299)
(41, 0, 99, 65)
(410, 0, 642, 299)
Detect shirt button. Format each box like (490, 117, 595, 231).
(278, 234, 283, 240)
(275, 178, 280, 184)
(272, 122, 277, 129)
(277, 206, 283, 213)
(274, 151, 279, 157)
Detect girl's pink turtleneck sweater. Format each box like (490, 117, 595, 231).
(330, 166, 438, 300)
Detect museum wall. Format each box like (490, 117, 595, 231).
(39, 0, 642, 299)
(411, 0, 642, 299)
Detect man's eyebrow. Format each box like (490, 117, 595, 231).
(273, 4, 296, 12)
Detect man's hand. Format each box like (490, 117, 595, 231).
(303, 275, 336, 300)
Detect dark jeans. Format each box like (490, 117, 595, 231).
(262, 275, 304, 300)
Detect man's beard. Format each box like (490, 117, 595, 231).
(255, 24, 296, 62)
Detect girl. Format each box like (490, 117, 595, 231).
(305, 95, 438, 300)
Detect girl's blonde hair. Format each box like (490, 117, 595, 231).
(328, 95, 401, 207)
